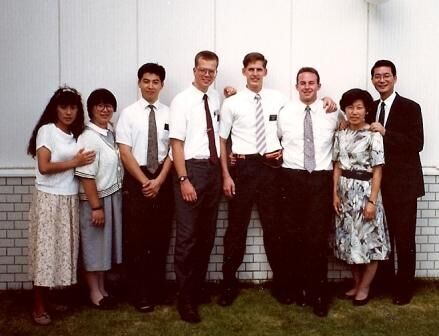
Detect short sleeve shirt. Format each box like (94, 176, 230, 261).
(169, 85, 221, 160)
(35, 123, 79, 195)
(115, 98, 170, 165)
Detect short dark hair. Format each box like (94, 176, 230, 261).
(242, 52, 267, 68)
(137, 63, 166, 82)
(371, 60, 397, 78)
(339, 88, 374, 114)
(194, 50, 219, 68)
(27, 86, 85, 157)
(296, 67, 320, 84)
(86, 88, 118, 119)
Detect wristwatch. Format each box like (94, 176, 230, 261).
(178, 175, 189, 183)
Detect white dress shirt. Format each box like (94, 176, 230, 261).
(115, 98, 170, 166)
(169, 84, 221, 160)
(220, 87, 287, 154)
(375, 91, 396, 126)
(278, 99, 341, 171)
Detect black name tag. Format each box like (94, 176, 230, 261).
(269, 114, 277, 121)
(164, 123, 169, 131)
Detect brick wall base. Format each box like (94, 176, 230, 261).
(1, 175, 438, 289)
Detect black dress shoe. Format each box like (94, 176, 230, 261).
(275, 293, 294, 305)
(296, 291, 308, 307)
(196, 287, 211, 305)
(338, 292, 355, 301)
(218, 287, 238, 307)
(134, 299, 155, 313)
(393, 294, 412, 305)
(90, 297, 115, 310)
(313, 297, 329, 317)
(353, 296, 369, 306)
(177, 302, 201, 323)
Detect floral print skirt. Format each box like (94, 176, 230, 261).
(28, 190, 79, 287)
(334, 176, 391, 264)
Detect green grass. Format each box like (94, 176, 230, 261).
(1, 282, 439, 336)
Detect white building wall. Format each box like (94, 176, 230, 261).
(1, 0, 439, 288)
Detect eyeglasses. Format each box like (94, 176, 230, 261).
(96, 103, 114, 111)
(196, 67, 217, 76)
(373, 73, 393, 80)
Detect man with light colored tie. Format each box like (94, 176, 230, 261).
(116, 63, 173, 313)
(277, 67, 342, 317)
(368, 60, 424, 305)
(218, 52, 287, 307)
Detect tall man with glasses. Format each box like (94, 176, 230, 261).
(116, 63, 173, 313)
(368, 60, 424, 305)
(170, 50, 221, 323)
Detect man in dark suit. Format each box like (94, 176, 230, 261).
(368, 59, 424, 305)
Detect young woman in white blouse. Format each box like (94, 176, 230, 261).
(27, 87, 95, 325)
(75, 89, 123, 309)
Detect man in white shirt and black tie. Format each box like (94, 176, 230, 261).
(169, 50, 222, 323)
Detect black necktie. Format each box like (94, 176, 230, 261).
(203, 94, 218, 164)
(378, 101, 386, 125)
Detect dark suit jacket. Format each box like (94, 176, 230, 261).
(366, 93, 425, 202)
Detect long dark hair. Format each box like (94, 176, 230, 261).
(27, 86, 85, 157)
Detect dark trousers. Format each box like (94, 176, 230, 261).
(279, 168, 332, 300)
(222, 159, 282, 286)
(123, 166, 173, 303)
(173, 160, 221, 303)
(375, 196, 417, 296)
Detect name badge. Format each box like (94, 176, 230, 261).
(269, 114, 277, 121)
(164, 123, 169, 131)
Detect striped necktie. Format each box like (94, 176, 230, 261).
(254, 94, 267, 155)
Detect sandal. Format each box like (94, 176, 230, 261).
(32, 311, 52, 326)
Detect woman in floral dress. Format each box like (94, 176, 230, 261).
(333, 88, 390, 305)
(27, 87, 95, 325)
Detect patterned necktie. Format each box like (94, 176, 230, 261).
(146, 104, 159, 173)
(378, 101, 386, 125)
(304, 105, 316, 172)
(203, 94, 218, 164)
(254, 94, 267, 155)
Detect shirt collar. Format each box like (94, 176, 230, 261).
(298, 99, 322, 113)
(139, 97, 160, 110)
(190, 83, 210, 101)
(381, 91, 396, 107)
(88, 122, 109, 136)
(244, 86, 264, 101)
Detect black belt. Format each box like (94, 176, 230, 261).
(233, 153, 262, 160)
(187, 158, 218, 165)
(341, 169, 372, 181)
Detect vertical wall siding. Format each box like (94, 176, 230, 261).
(138, 0, 216, 105)
(368, 0, 439, 167)
(59, 0, 138, 115)
(1, 0, 439, 289)
(215, 0, 292, 98)
(0, 0, 59, 168)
